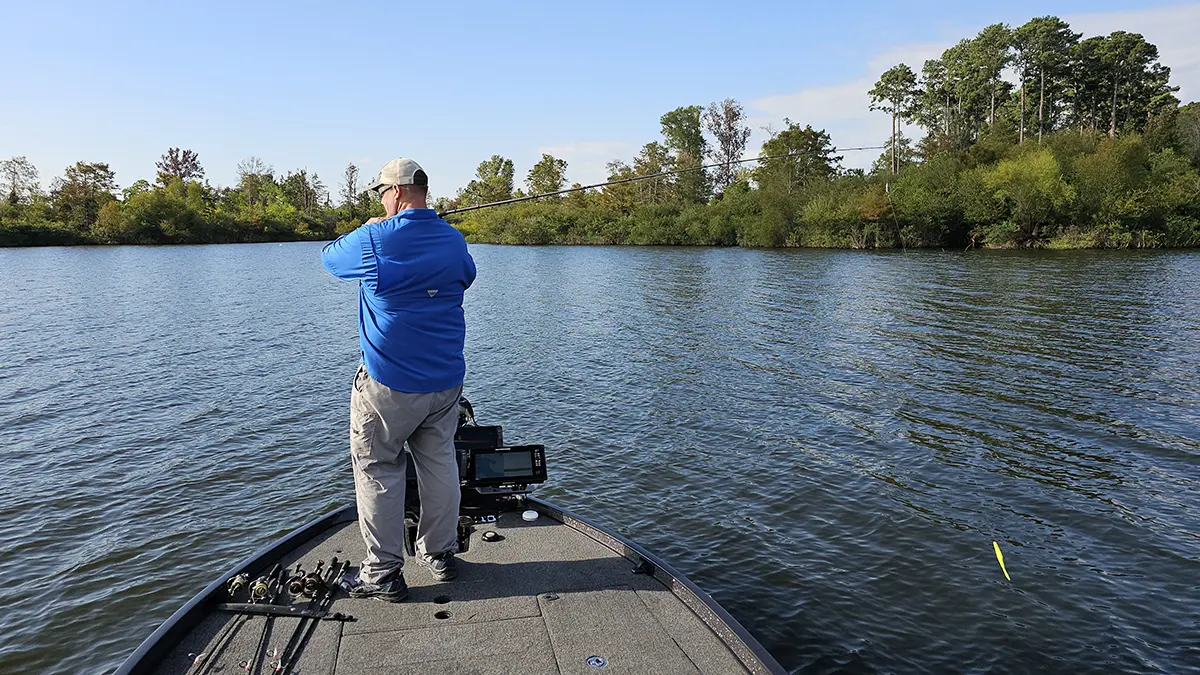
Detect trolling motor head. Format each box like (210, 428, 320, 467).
(457, 397, 476, 427)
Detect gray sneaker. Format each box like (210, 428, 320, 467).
(417, 551, 458, 581)
(346, 571, 409, 602)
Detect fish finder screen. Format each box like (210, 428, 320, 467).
(474, 450, 534, 479)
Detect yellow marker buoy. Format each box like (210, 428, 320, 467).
(993, 541, 1011, 581)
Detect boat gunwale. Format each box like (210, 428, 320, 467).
(114, 498, 786, 675)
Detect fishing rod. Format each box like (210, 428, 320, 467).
(286, 563, 306, 597)
(186, 573, 254, 675)
(243, 563, 285, 674)
(188, 564, 282, 675)
(301, 560, 327, 597)
(227, 573, 250, 597)
(436, 145, 886, 218)
(275, 557, 350, 675)
(248, 563, 283, 603)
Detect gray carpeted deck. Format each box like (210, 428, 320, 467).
(156, 511, 753, 674)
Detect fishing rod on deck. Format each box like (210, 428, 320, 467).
(436, 144, 887, 218)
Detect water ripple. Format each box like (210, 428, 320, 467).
(0, 245, 1197, 674)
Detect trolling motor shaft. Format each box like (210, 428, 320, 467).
(214, 603, 354, 621)
(457, 515, 473, 554)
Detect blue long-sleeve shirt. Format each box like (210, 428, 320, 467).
(322, 208, 476, 393)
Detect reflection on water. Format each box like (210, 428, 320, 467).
(0, 244, 1197, 674)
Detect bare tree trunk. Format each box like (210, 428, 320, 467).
(1126, 83, 1133, 134)
(1038, 69, 1045, 143)
(990, 82, 996, 126)
(891, 113, 897, 175)
(1109, 74, 1118, 138)
(1020, 80, 1026, 143)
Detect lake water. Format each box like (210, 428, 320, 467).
(0, 243, 1197, 674)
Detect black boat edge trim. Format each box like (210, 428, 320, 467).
(112, 505, 357, 675)
(114, 499, 786, 675)
(524, 496, 788, 675)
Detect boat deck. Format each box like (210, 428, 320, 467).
(153, 507, 764, 674)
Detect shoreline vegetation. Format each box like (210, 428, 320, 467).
(3, 16, 1199, 251)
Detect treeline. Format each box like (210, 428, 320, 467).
(0, 153, 384, 247)
(3, 15, 1199, 249)
(448, 16, 1200, 249)
(455, 126, 1200, 249)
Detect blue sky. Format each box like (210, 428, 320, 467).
(2, 0, 1197, 198)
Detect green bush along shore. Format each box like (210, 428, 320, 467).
(3, 16, 1199, 249)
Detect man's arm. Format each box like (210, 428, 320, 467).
(322, 224, 376, 281)
(464, 247, 477, 288)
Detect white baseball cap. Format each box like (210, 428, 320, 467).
(365, 158, 428, 194)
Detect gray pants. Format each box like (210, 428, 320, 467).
(349, 365, 463, 584)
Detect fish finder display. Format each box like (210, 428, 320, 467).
(475, 450, 533, 479)
(462, 445, 547, 487)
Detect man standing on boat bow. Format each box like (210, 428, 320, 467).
(322, 157, 476, 602)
